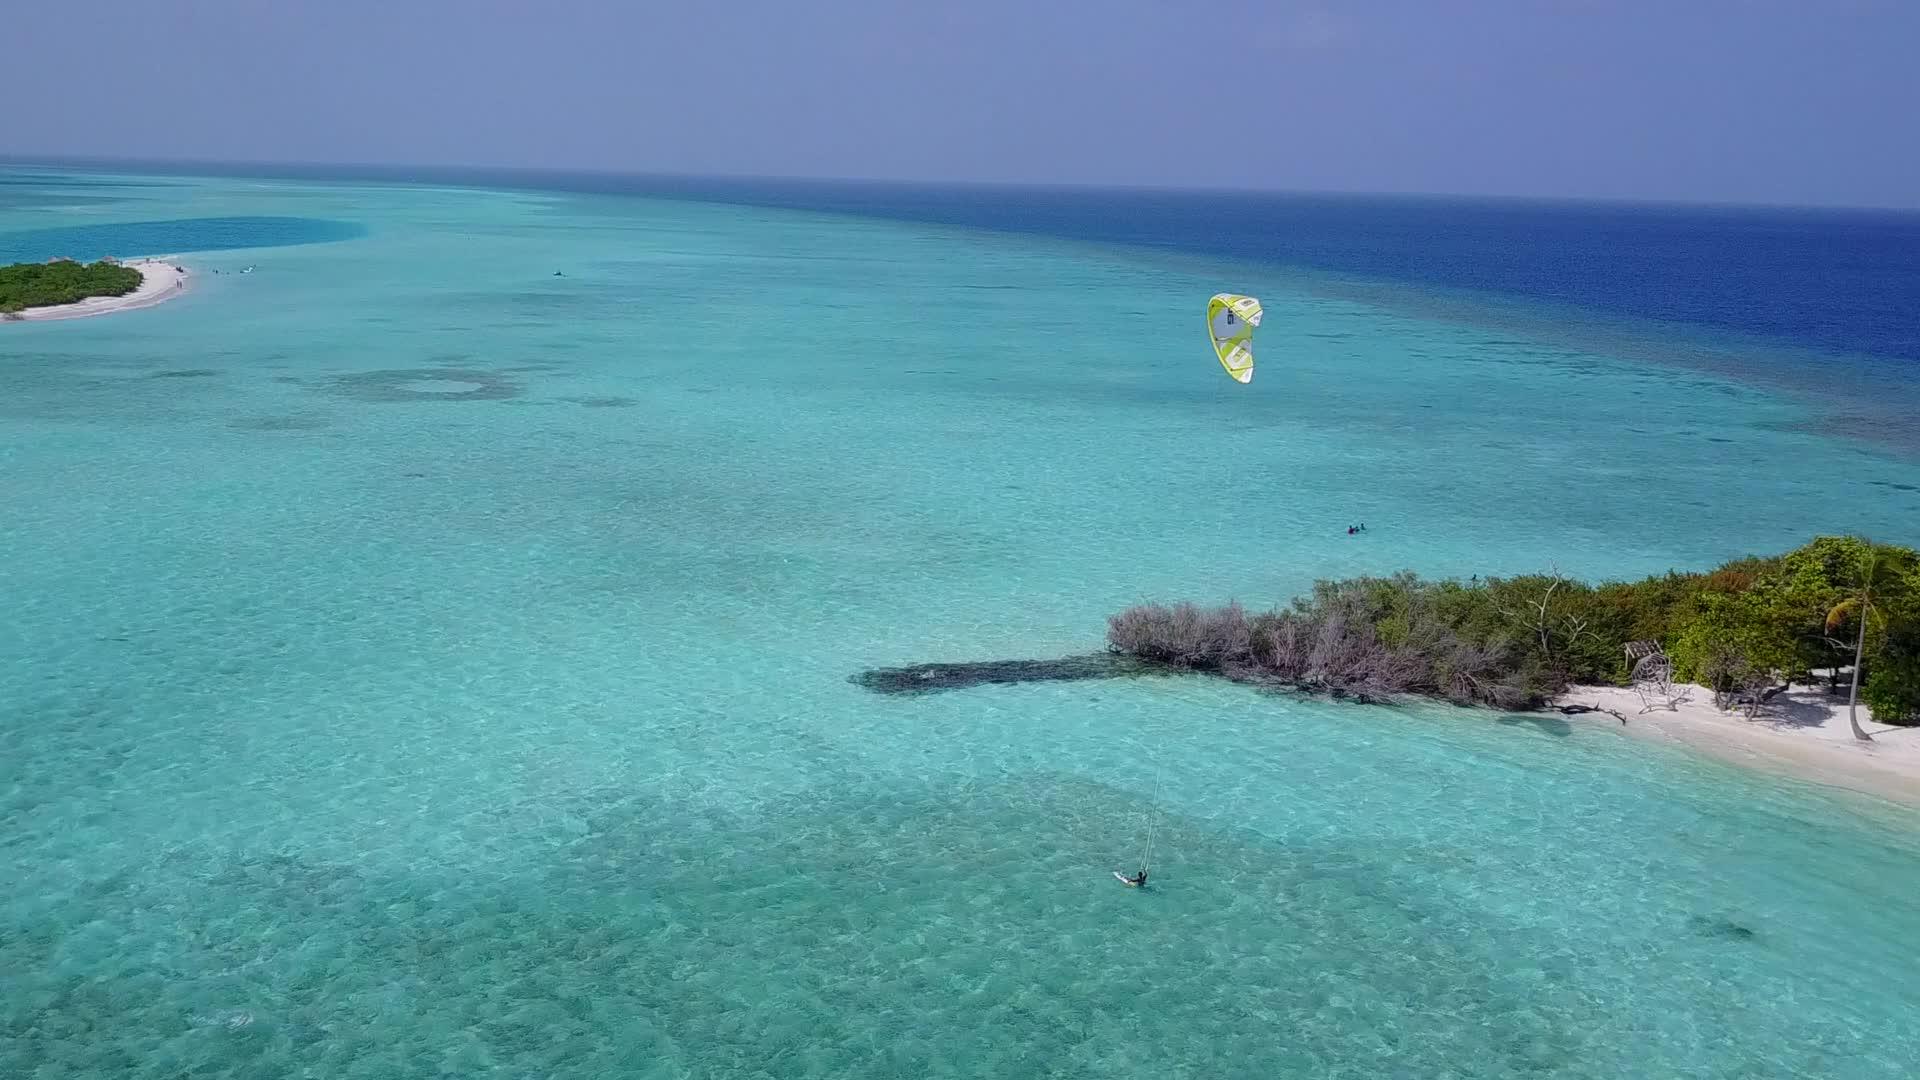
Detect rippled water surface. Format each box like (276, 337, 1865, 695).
(4, 167, 1918, 1078)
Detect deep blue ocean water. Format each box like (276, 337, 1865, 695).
(603, 176, 1920, 365)
(3, 163, 1919, 1079)
(597, 175, 1920, 457)
(36, 160, 1915, 452)
(19, 160, 1918, 362)
(0, 216, 364, 263)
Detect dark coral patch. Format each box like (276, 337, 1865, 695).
(230, 415, 331, 432)
(322, 368, 523, 403)
(1689, 914, 1760, 942)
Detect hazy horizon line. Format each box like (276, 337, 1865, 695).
(3, 153, 1916, 217)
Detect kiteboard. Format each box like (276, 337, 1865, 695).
(1114, 872, 1142, 887)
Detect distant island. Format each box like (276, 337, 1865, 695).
(0, 256, 189, 322)
(0, 258, 141, 314)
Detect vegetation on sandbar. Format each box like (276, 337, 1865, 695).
(1107, 536, 1920, 733)
(0, 258, 143, 315)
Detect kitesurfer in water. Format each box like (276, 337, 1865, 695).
(1123, 868, 1148, 887)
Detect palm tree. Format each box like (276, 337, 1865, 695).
(1824, 541, 1893, 743)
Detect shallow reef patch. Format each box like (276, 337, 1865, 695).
(320, 367, 524, 403)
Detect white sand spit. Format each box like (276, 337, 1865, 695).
(7, 257, 191, 322)
(1554, 681, 1920, 808)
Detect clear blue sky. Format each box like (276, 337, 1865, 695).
(5, 0, 1915, 207)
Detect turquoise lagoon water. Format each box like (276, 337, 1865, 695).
(3, 168, 1919, 1078)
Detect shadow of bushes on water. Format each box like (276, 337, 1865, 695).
(1494, 713, 1575, 738)
(851, 653, 1165, 696)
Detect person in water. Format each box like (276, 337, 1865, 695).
(1124, 869, 1148, 887)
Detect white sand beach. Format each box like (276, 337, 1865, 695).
(1555, 682, 1920, 808)
(7, 257, 190, 322)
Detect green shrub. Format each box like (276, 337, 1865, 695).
(0, 259, 143, 311)
(1107, 537, 1920, 718)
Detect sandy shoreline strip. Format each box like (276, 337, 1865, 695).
(1553, 682, 1920, 809)
(6, 257, 191, 322)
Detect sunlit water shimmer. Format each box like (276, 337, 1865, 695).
(4, 167, 1919, 1079)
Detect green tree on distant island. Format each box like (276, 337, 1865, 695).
(0, 258, 143, 315)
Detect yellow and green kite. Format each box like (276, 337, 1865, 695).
(1206, 293, 1263, 384)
